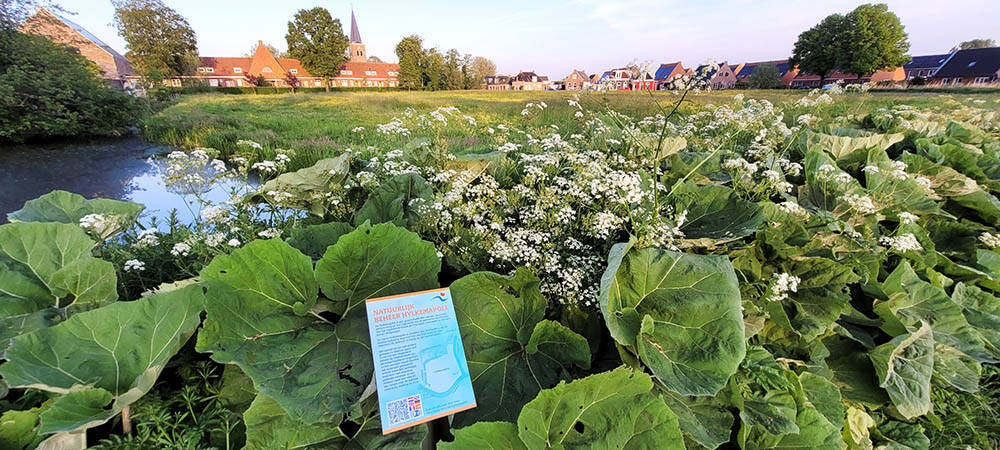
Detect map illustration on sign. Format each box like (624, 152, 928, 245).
(365, 288, 477, 434)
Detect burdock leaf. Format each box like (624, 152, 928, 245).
(869, 323, 934, 419)
(600, 243, 745, 396)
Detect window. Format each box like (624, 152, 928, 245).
(974, 77, 989, 85)
(939, 78, 948, 85)
(262, 67, 272, 73)
(234, 67, 242, 73)
(341, 70, 353, 75)
(209, 79, 218, 86)
(205, 67, 214, 73)
(197, 67, 206, 72)
(365, 70, 377, 76)
(289, 68, 298, 74)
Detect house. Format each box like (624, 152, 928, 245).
(511, 71, 548, 91)
(485, 75, 511, 90)
(790, 66, 905, 88)
(564, 70, 590, 90)
(22, 8, 135, 88)
(696, 62, 737, 89)
(930, 47, 1000, 87)
(599, 68, 633, 90)
(903, 54, 950, 80)
(631, 70, 656, 91)
(166, 11, 398, 89)
(654, 62, 688, 89)
(734, 60, 798, 87)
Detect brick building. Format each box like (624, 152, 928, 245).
(654, 62, 688, 89)
(599, 68, 633, 90)
(903, 54, 950, 80)
(696, 62, 737, 89)
(791, 66, 905, 88)
(930, 47, 1000, 87)
(631, 70, 656, 90)
(734, 60, 799, 87)
(511, 71, 548, 90)
(564, 70, 590, 90)
(485, 75, 512, 90)
(22, 8, 135, 89)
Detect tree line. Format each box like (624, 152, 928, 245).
(395, 35, 496, 90)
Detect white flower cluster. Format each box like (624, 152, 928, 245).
(170, 242, 192, 257)
(79, 213, 110, 232)
(768, 272, 800, 302)
(839, 193, 878, 215)
(980, 232, 1000, 248)
(897, 212, 918, 224)
(123, 259, 145, 272)
(201, 206, 230, 224)
(880, 233, 923, 252)
(257, 228, 281, 239)
(134, 229, 159, 248)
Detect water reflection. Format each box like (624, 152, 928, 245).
(0, 136, 254, 227)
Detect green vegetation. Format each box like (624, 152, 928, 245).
(285, 7, 348, 91)
(4, 88, 1000, 448)
(112, 0, 198, 77)
(748, 63, 782, 89)
(0, 30, 148, 143)
(394, 34, 494, 90)
(791, 3, 910, 83)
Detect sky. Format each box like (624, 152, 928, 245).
(49, 0, 997, 78)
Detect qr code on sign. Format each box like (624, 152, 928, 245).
(386, 395, 423, 425)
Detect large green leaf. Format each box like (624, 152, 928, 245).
(662, 391, 733, 449)
(876, 421, 929, 450)
(7, 190, 144, 240)
(243, 394, 426, 450)
(766, 256, 859, 341)
(0, 222, 117, 351)
(450, 269, 589, 427)
(671, 182, 764, 242)
(0, 401, 49, 450)
(198, 224, 439, 424)
(869, 322, 934, 419)
(517, 367, 683, 450)
(353, 173, 432, 228)
(951, 282, 1000, 355)
(600, 242, 745, 396)
(254, 154, 352, 216)
(0, 285, 204, 434)
(441, 422, 527, 450)
(286, 221, 354, 260)
(315, 222, 440, 316)
(804, 131, 904, 161)
(875, 262, 993, 362)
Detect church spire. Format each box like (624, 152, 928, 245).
(350, 10, 362, 44)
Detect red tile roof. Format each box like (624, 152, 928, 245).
(198, 57, 251, 77)
(337, 61, 400, 78)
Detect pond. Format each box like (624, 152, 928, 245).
(0, 136, 247, 227)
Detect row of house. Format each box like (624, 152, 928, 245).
(22, 8, 401, 90)
(546, 47, 1000, 91)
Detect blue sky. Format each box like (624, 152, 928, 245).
(51, 0, 996, 78)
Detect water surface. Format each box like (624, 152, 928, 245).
(1, 136, 242, 226)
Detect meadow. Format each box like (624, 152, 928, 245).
(3, 86, 1000, 449)
(145, 89, 1000, 170)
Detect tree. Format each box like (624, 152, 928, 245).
(395, 35, 425, 90)
(952, 38, 996, 51)
(443, 48, 464, 90)
(748, 63, 782, 89)
(0, 32, 147, 142)
(790, 13, 845, 86)
(285, 7, 348, 92)
(469, 56, 496, 89)
(284, 72, 299, 94)
(423, 48, 444, 91)
(246, 42, 283, 58)
(112, 0, 199, 77)
(839, 3, 910, 80)
(243, 73, 264, 94)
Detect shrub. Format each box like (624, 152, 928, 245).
(0, 31, 149, 143)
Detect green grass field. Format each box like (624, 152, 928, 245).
(144, 89, 1000, 168)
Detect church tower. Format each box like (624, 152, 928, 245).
(348, 10, 366, 62)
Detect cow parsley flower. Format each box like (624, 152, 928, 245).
(134, 229, 159, 248)
(205, 232, 226, 247)
(840, 194, 878, 214)
(980, 232, 1000, 248)
(201, 206, 230, 224)
(880, 233, 923, 252)
(778, 201, 807, 217)
(769, 272, 800, 301)
(862, 165, 880, 174)
(897, 212, 918, 224)
(170, 242, 191, 257)
(257, 228, 282, 239)
(818, 164, 836, 173)
(78, 214, 109, 232)
(914, 176, 932, 189)
(227, 238, 241, 247)
(123, 259, 145, 272)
